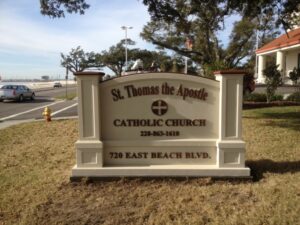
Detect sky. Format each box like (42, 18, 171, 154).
(0, 0, 236, 80)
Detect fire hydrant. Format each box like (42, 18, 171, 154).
(42, 106, 52, 122)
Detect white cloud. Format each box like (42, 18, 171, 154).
(0, 12, 86, 54)
(0, 1, 151, 53)
(0, 0, 153, 78)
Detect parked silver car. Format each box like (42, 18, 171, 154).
(0, 85, 35, 102)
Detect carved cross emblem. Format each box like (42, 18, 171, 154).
(151, 100, 168, 116)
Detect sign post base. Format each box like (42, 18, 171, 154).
(71, 165, 250, 178)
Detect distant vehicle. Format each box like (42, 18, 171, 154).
(0, 85, 35, 102)
(53, 82, 62, 88)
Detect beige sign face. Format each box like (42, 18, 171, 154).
(72, 71, 250, 177)
(99, 73, 220, 166)
(100, 73, 220, 141)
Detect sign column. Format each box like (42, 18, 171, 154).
(215, 70, 246, 170)
(73, 72, 105, 170)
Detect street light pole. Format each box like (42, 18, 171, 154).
(184, 57, 188, 74)
(185, 37, 193, 74)
(255, 27, 260, 79)
(65, 67, 68, 100)
(255, 14, 261, 80)
(121, 26, 133, 73)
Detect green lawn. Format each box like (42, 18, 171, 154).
(0, 106, 299, 225)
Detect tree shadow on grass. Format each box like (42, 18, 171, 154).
(263, 119, 300, 131)
(246, 159, 300, 182)
(260, 111, 300, 120)
(244, 111, 300, 131)
(243, 111, 300, 120)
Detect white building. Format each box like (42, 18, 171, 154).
(256, 27, 300, 84)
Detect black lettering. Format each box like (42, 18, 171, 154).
(176, 84, 183, 97)
(111, 89, 124, 101)
(113, 119, 121, 126)
(124, 85, 134, 98)
(154, 86, 159, 94)
(196, 152, 203, 158)
(186, 119, 192, 126)
(203, 152, 210, 158)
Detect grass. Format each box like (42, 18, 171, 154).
(0, 106, 299, 225)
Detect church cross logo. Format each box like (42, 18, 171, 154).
(151, 100, 168, 116)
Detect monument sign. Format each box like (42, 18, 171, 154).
(71, 71, 250, 178)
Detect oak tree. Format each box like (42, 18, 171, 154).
(61, 46, 103, 73)
(99, 39, 136, 76)
(141, 0, 299, 76)
(40, 0, 90, 18)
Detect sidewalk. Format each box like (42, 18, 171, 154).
(0, 119, 35, 130)
(0, 116, 78, 130)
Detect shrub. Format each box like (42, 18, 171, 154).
(286, 92, 300, 102)
(271, 94, 283, 101)
(263, 63, 282, 103)
(244, 93, 283, 102)
(289, 67, 300, 85)
(244, 93, 266, 102)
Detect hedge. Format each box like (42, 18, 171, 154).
(244, 93, 283, 102)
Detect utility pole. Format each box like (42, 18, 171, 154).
(65, 67, 68, 99)
(121, 26, 133, 73)
(254, 14, 261, 80)
(185, 37, 193, 74)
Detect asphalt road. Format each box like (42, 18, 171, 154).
(0, 86, 78, 122)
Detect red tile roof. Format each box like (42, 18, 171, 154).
(256, 27, 300, 54)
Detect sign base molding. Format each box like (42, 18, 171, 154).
(71, 165, 250, 178)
